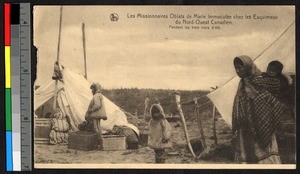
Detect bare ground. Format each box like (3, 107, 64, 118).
(35, 109, 233, 165)
(34, 110, 295, 164)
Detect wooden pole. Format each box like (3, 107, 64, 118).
(82, 23, 87, 79)
(56, 6, 63, 63)
(212, 105, 218, 145)
(53, 6, 63, 109)
(194, 98, 206, 148)
(210, 86, 218, 145)
(175, 94, 196, 158)
(144, 98, 150, 131)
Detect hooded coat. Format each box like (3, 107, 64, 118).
(85, 83, 107, 120)
(232, 56, 283, 164)
(233, 56, 283, 148)
(148, 104, 171, 149)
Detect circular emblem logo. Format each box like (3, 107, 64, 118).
(110, 13, 119, 22)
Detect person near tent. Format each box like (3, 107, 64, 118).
(85, 83, 107, 150)
(49, 108, 71, 145)
(232, 55, 284, 164)
(52, 61, 64, 82)
(148, 100, 171, 163)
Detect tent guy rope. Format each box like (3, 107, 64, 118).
(216, 20, 295, 89)
(178, 20, 295, 107)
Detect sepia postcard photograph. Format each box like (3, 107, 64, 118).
(33, 5, 296, 169)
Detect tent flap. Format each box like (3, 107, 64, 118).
(34, 68, 139, 135)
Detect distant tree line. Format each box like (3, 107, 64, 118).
(101, 88, 213, 119)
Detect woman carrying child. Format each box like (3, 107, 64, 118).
(232, 55, 284, 164)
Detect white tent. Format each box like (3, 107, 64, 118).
(34, 67, 139, 134)
(207, 22, 295, 128)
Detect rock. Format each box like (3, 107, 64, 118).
(167, 151, 179, 156)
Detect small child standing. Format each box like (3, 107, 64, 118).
(148, 100, 171, 163)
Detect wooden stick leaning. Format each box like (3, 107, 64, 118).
(175, 94, 196, 158)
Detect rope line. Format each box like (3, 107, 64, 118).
(215, 20, 295, 89)
(119, 108, 141, 120)
(118, 94, 212, 119)
(195, 100, 213, 108)
(253, 20, 295, 61)
(180, 95, 208, 105)
(119, 21, 295, 110)
(179, 21, 295, 110)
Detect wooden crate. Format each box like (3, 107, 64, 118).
(34, 118, 51, 144)
(68, 131, 98, 151)
(34, 138, 50, 144)
(102, 135, 126, 151)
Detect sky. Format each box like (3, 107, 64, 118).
(33, 6, 295, 90)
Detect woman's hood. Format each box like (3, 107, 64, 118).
(235, 55, 261, 77)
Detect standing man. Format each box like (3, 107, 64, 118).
(85, 83, 107, 150)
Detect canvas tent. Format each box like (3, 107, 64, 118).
(34, 67, 139, 135)
(207, 22, 295, 128)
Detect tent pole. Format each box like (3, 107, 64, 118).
(210, 86, 218, 145)
(143, 98, 150, 131)
(175, 94, 196, 158)
(194, 98, 206, 148)
(82, 23, 87, 79)
(212, 105, 218, 145)
(53, 6, 63, 109)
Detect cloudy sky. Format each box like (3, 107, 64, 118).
(34, 6, 295, 90)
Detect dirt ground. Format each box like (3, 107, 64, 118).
(34, 110, 295, 164)
(35, 110, 233, 164)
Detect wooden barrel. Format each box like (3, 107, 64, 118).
(34, 118, 51, 144)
